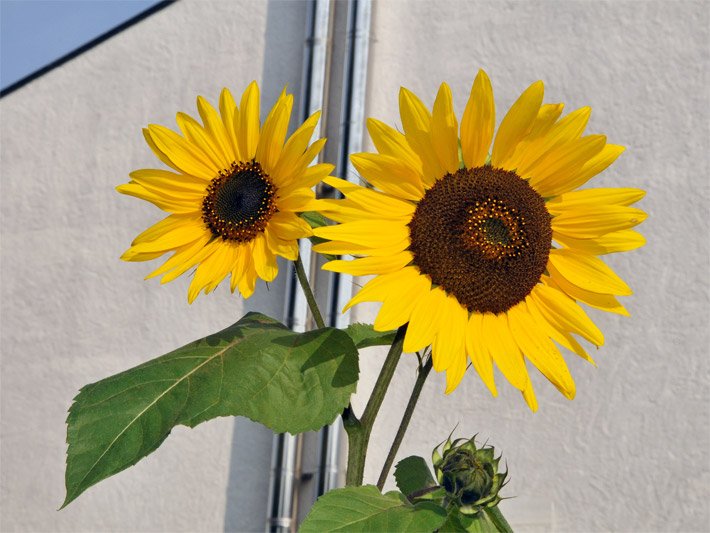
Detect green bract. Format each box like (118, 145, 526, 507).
(433, 436, 508, 516)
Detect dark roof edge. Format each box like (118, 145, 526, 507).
(1, 0, 175, 99)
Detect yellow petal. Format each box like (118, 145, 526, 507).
(545, 144, 626, 197)
(508, 302, 576, 399)
(552, 205, 647, 239)
(272, 111, 321, 178)
(547, 188, 646, 213)
(269, 211, 313, 240)
(525, 292, 596, 365)
(322, 251, 412, 276)
(237, 248, 258, 299)
(142, 128, 183, 174)
(157, 239, 222, 284)
(131, 214, 197, 245)
(403, 285, 447, 353)
(264, 226, 299, 260)
(256, 90, 294, 173)
(146, 234, 212, 279)
(466, 313, 497, 396)
(367, 118, 421, 171)
(480, 313, 528, 391)
(197, 95, 234, 163)
(218, 88, 240, 160)
(322, 176, 416, 216)
(430, 82, 459, 174)
(187, 246, 234, 303)
(399, 86, 432, 135)
(461, 69, 495, 169)
(521, 376, 539, 412)
(343, 269, 413, 311)
(145, 125, 218, 180)
(350, 153, 425, 201)
(405, 129, 446, 187)
(547, 264, 629, 316)
(313, 220, 409, 248)
(237, 81, 260, 160)
(432, 296, 468, 393)
(116, 183, 200, 214)
(176, 111, 230, 170)
(122, 219, 208, 256)
(129, 169, 208, 193)
(276, 138, 327, 189)
(491, 80, 544, 168)
(531, 283, 604, 346)
(312, 239, 408, 257)
(527, 135, 607, 195)
(548, 248, 633, 296)
(374, 269, 431, 331)
(229, 244, 248, 292)
(514, 106, 591, 175)
(253, 233, 278, 282)
(278, 163, 333, 197)
(554, 229, 646, 255)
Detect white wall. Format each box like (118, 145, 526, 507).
(1, 1, 708, 532)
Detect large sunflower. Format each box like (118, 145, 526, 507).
(119, 82, 330, 302)
(313, 70, 646, 410)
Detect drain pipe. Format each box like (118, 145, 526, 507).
(266, 1, 372, 530)
(266, 1, 334, 532)
(317, 0, 372, 497)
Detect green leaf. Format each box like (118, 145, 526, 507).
(64, 312, 358, 507)
(301, 211, 330, 229)
(345, 323, 397, 349)
(300, 212, 338, 260)
(395, 455, 437, 497)
(300, 485, 447, 532)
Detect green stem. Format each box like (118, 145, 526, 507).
(376, 355, 433, 490)
(293, 255, 325, 329)
(485, 506, 514, 533)
(344, 325, 407, 486)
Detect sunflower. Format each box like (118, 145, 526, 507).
(118, 82, 331, 303)
(313, 70, 646, 409)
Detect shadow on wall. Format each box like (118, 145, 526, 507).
(223, 1, 309, 532)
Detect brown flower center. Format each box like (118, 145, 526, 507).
(202, 161, 277, 242)
(408, 166, 552, 314)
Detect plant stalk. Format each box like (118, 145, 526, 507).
(376, 355, 433, 490)
(294, 255, 326, 329)
(344, 325, 407, 486)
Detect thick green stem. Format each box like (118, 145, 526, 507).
(376, 355, 433, 490)
(344, 325, 407, 486)
(293, 255, 325, 330)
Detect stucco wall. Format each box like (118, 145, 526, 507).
(1, 1, 708, 532)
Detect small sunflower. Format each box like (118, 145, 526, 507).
(313, 70, 646, 409)
(119, 82, 330, 302)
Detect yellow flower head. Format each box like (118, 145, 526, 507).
(313, 70, 646, 410)
(119, 82, 331, 303)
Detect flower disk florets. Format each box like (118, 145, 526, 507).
(432, 435, 507, 516)
(408, 166, 552, 314)
(202, 160, 278, 242)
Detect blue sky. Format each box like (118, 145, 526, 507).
(1, 0, 162, 91)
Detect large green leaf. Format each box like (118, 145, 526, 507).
(395, 455, 437, 497)
(300, 485, 447, 532)
(345, 323, 397, 349)
(64, 312, 358, 507)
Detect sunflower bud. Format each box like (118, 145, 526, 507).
(432, 435, 507, 516)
